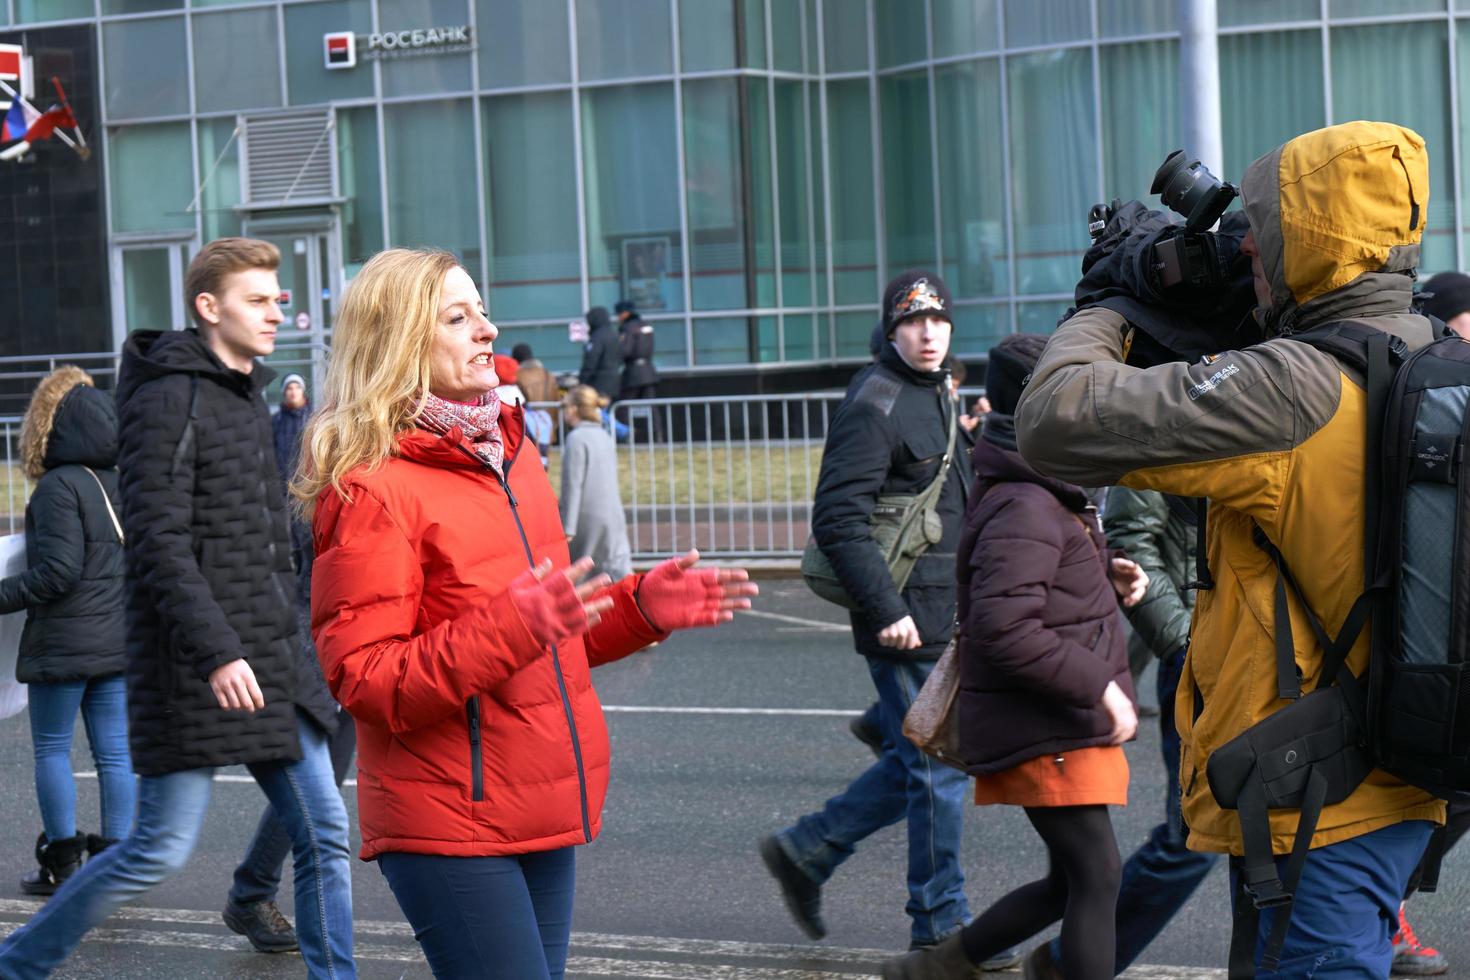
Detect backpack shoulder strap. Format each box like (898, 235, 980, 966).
(169, 374, 201, 481)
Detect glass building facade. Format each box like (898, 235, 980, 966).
(5, 0, 1470, 382)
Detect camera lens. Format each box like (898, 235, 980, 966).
(1151, 150, 1238, 232)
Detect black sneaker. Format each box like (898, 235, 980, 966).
(223, 899, 300, 953)
(849, 714, 884, 758)
(759, 835, 826, 940)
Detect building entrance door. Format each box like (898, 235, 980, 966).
(243, 214, 340, 397)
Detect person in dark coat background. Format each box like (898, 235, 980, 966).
(0, 367, 133, 897)
(0, 238, 357, 980)
(762, 271, 991, 959)
(883, 334, 1144, 980)
(615, 300, 658, 400)
(272, 373, 312, 604)
(578, 306, 621, 400)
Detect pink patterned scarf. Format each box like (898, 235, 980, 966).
(416, 390, 505, 475)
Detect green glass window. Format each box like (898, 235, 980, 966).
(581, 84, 684, 312)
(1008, 48, 1097, 295)
(834, 309, 878, 358)
(1331, 0, 1443, 15)
(193, 8, 283, 114)
(693, 317, 751, 364)
(101, 0, 180, 14)
(934, 58, 1007, 298)
(1100, 40, 1179, 202)
(1017, 300, 1070, 333)
(747, 78, 777, 308)
(1331, 21, 1453, 273)
(14, 0, 90, 23)
(1219, 0, 1318, 27)
(478, 0, 570, 88)
(740, 0, 768, 69)
(379, 0, 474, 98)
(383, 100, 482, 274)
(823, 0, 868, 73)
(875, 0, 926, 67)
(771, 0, 806, 73)
(576, 0, 672, 81)
(775, 81, 816, 308)
(950, 304, 1006, 355)
(784, 313, 815, 362)
(1098, 0, 1174, 37)
(931, 0, 998, 60)
(122, 248, 174, 334)
(1004, 0, 1089, 48)
(1220, 30, 1324, 179)
(1457, 21, 1470, 262)
(827, 79, 877, 303)
(109, 123, 193, 233)
(285, 1, 374, 106)
(879, 70, 936, 273)
(683, 78, 748, 310)
(337, 107, 384, 274)
(197, 118, 242, 243)
(680, 0, 735, 71)
(103, 17, 189, 119)
(483, 92, 581, 320)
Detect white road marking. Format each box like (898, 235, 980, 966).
(0, 898, 1226, 977)
(739, 609, 849, 632)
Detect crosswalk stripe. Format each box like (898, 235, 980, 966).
(0, 898, 1226, 977)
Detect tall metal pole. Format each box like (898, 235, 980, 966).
(1179, 0, 1223, 175)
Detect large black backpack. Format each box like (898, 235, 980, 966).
(1202, 319, 1470, 977)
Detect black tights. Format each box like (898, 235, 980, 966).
(959, 805, 1121, 980)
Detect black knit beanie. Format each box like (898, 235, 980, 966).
(1421, 272, 1470, 323)
(881, 270, 953, 337)
(985, 333, 1050, 416)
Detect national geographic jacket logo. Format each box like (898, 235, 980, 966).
(1187, 361, 1241, 401)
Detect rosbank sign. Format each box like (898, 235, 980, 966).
(323, 25, 473, 70)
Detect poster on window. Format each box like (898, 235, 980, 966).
(621, 236, 670, 312)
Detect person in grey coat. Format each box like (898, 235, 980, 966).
(559, 386, 631, 581)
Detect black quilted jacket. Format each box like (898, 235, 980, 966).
(0, 385, 127, 683)
(115, 329, 326, 776)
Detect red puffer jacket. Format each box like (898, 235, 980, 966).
(311, 408, 663, 859)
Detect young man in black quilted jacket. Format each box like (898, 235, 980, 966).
(0, 238, 357, 980)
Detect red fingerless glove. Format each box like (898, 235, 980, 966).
(508, 566, 588, 648)
(635, 558, 724, 631)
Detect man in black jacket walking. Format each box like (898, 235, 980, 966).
(761, 271, 988, 957)
(0, 238, 357, 980)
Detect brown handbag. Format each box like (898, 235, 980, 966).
(901, 634, 968, 771)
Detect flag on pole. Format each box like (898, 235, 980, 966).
(1, 99, 37, 142)
(23, 105, 76, 143)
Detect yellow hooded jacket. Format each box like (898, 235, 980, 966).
(1014, 121, 1446, 855)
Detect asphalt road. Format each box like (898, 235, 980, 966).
(0, 580, 1465, 978)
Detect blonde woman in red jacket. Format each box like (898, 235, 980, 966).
(295, 248, 756, 980)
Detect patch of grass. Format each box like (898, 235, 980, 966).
(545, 443, 823, 506)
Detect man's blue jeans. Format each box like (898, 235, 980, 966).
(27, 675, 135, 842)
(0, 710, 355, 980)
(1232, 820, 1434, 978)
(1051, 646, 1218, 971)
(776, 655, 969, 946)
(230, 713, 357, 907)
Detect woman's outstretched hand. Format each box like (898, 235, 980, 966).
(508, 557, 613, 647)
(635, 549, 758, 631)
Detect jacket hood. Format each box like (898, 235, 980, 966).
(586, 307, 611, 332)
(43, 384, 118, 470)
(971, 425, 1088, 511)
(1241, 121, 1427, 334)
(116, 329, 275, 410)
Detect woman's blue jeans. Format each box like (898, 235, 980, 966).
(379, 847, 577, 980)
(0, 709, 355, 980)
(27, 675, 135, 842)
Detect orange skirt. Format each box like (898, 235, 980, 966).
(972, 745, 1129, 807)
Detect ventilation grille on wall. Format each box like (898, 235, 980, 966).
(240, 109, 337, 208)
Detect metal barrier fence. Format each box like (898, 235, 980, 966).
(4, 384, 981, 560)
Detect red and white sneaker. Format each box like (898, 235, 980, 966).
(1392, 903, 1448, 976)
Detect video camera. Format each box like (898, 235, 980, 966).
(1072, 150, 1259, 366)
